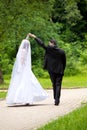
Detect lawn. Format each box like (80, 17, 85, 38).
(38, 103, 87, 130)
(0, 75, 87, 90)
(38, 75, 87, 89)
(0, 75, 87, 99)
(0, 91, 7, 99)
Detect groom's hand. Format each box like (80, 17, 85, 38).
(29, 33, 36, 38)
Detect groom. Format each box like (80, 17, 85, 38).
(29, 33, 66, 105)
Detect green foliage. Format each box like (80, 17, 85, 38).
(64, 0, 82, 26)
(32, 65, 49, 78)
(0, 0, 87, 78)
(0, 0, 54, 75)
(52, 0, 82, 25)
(52, 0, 87, 42)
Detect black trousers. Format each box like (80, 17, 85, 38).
(48, 71, 63, 103)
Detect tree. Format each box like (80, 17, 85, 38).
(52, 0, 83, 42)
(0, 0, 57, 75)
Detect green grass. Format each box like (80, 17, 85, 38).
(0, 92, 7, 99)
(38, 78, 52, 89)
(0, 75, 87, 90)
(38, 75, 87, 89)
(38, 103, 87, 130)
(0, 74, 87, 99)
(62, 75, 87, 88)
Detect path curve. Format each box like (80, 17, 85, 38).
(0, 88, 87, 130)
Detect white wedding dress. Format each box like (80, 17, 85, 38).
(6, 38, 48, 106)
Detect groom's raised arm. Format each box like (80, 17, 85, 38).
(29, 33, 47, 50)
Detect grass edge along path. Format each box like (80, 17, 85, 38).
(0, 75, 87, 90)
(38, 75, 87, 89)
(37, 103, 87, 130)
(0, 75, 87, 99)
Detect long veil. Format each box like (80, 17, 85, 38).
(6, 37, 31, 101)
(6, 36, 48, 105)
(11, 37, 31, 79)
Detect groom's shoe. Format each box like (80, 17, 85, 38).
(55, 100, 60, 106)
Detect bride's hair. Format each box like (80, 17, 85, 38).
(23, 42, 29, 51)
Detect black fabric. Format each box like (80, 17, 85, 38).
(48, 71, 63, 102)
(35, 37, 66, 75)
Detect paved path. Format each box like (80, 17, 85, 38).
(0, 88, 87, 130)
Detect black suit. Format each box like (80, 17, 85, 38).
(35, 37, 66, 104)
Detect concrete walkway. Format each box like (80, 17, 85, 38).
(0, 88, 87, 130)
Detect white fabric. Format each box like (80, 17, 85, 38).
(6, 39, 48, 106)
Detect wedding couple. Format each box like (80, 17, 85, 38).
(6, 33, 66, 106)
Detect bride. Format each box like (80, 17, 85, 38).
(6, 35, 48, 106)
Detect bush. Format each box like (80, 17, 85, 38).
(32, 65, 49, 78)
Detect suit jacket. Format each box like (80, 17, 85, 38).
(35, 37, 66, 75)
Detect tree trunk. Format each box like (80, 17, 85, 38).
(0, 69, 4, 84)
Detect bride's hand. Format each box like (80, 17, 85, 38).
(29, 33, 36, 38)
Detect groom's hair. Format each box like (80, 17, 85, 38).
(50, 39, 57, 46)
